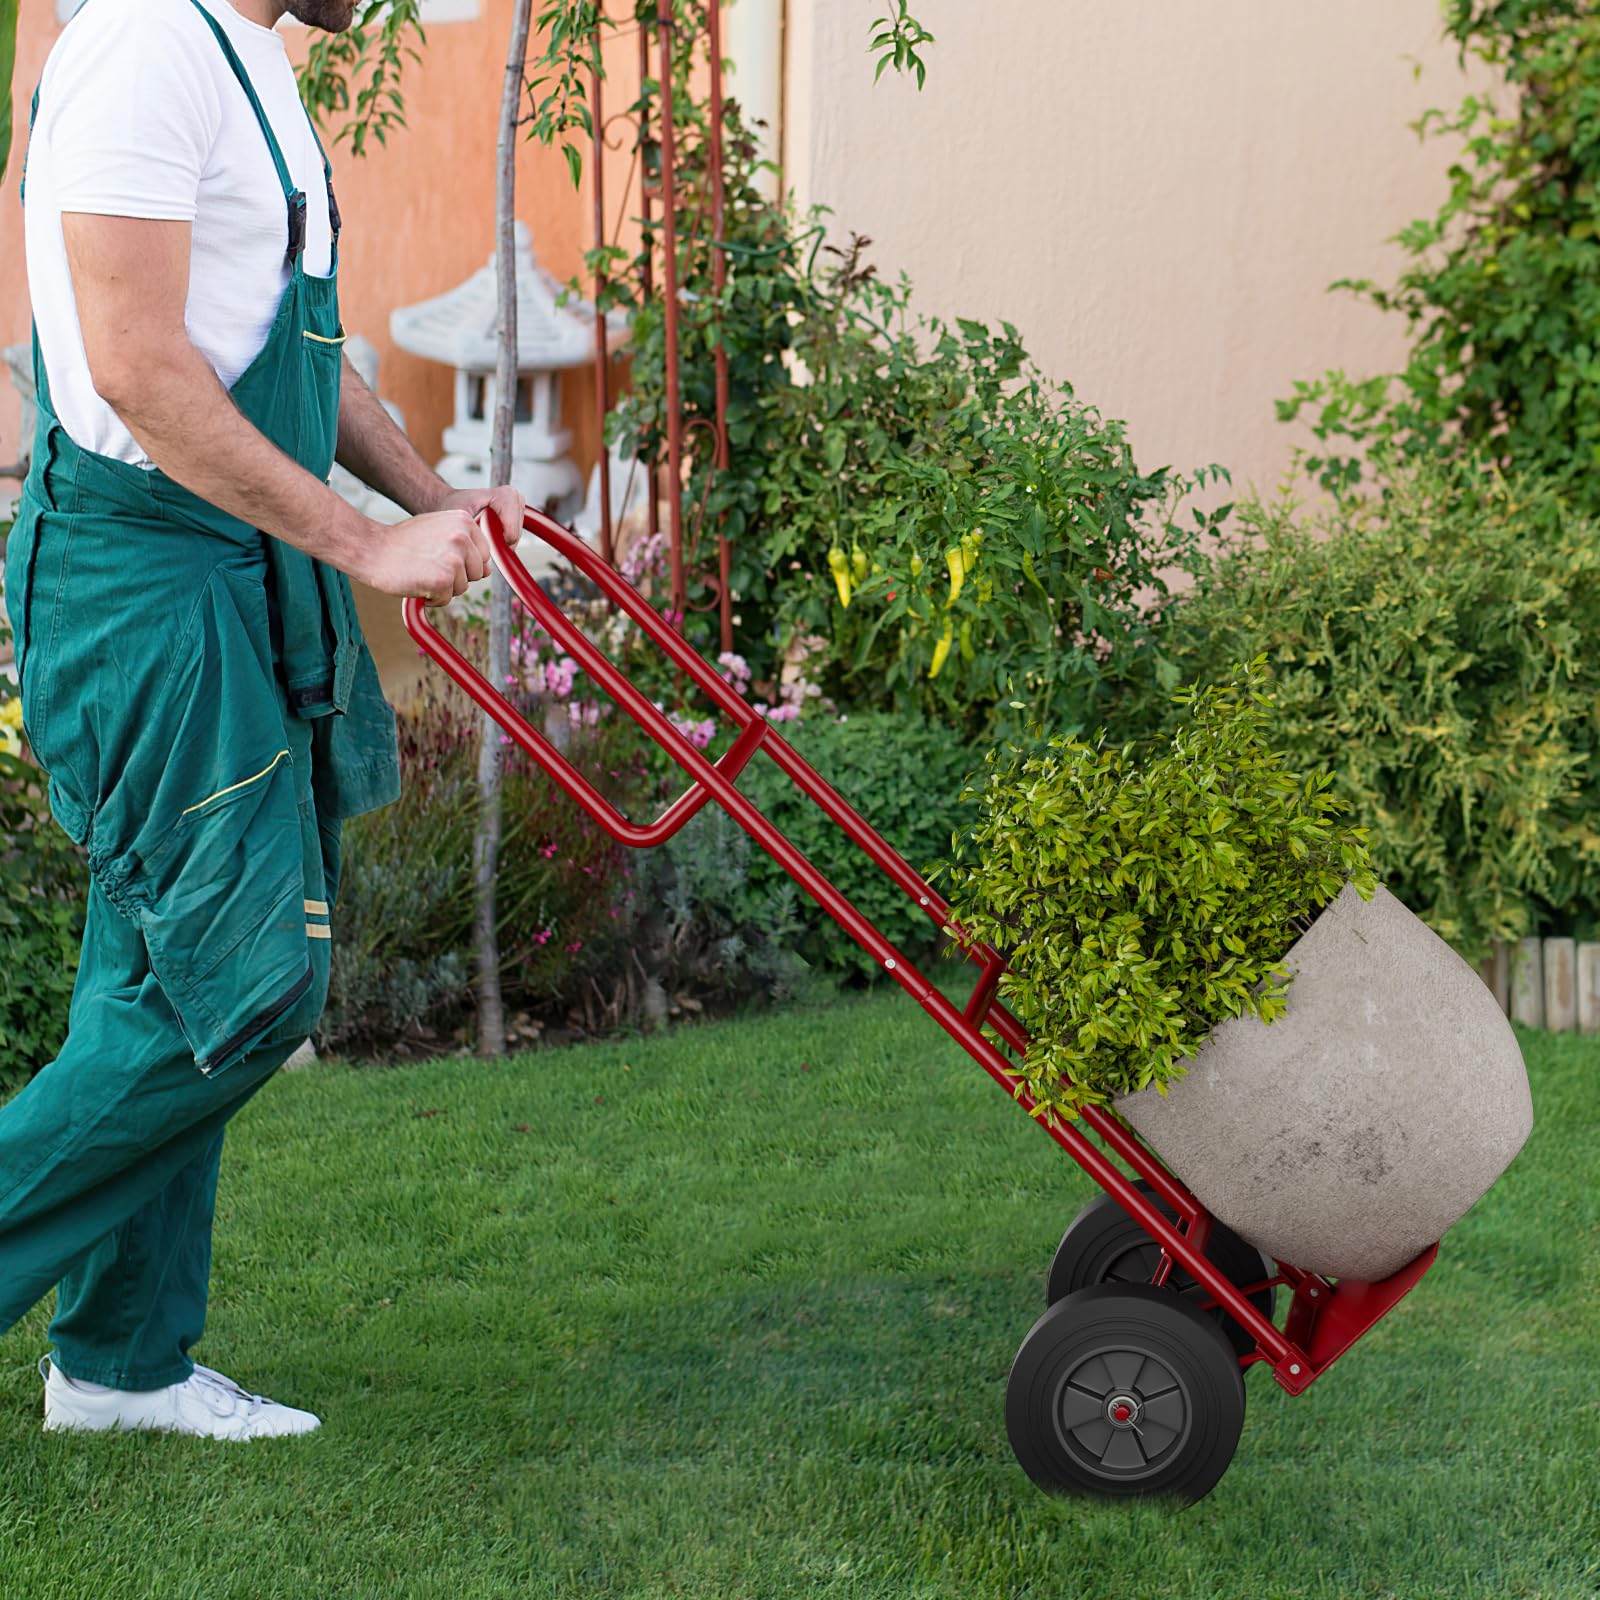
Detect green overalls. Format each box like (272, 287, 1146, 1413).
(0, 0, 399, 1390)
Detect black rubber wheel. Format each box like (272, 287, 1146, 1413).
(1006, 1283, 1246, 1503)
(1047, 1182, 1277, 1359)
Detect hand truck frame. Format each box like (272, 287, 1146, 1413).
(404, 508, 1439, 1500)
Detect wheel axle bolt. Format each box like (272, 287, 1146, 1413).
(1105, 1393, 1140, 1426)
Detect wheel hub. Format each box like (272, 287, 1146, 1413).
(1053, 1345, 1191, 1479)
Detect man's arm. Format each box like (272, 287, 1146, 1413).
(63, 212, 487, 605)
(335, 356, 447, 515)
(336, 354, 527, 543)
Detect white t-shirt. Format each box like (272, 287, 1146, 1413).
(23, 0, 335, 466)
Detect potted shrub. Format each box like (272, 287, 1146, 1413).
(942, 660, 1532, 1281)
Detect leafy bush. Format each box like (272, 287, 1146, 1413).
(0, 700, 88, 1093)
(321, 648, 632, 1056)
(1280, 1, 1600, 505)
(736, 710, 981, 977)
(941, 662, 1376, 1122)
(1114, 457, 1600, 961)
(627, 806, 813, 1010)
(747, 267, 1229, 739)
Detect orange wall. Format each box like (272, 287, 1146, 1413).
(0, 0, 637, 486)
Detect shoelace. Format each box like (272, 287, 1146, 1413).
(188, 1366, 269, 1419)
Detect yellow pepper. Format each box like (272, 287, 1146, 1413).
(929, 617, 954, 678)
(851, 546, 869, 585)
(960, 528, 983, 577)
(945, 547, 964, 608)
(827, 546, 853, 609)
(959, 618, 974, 662)
(909, 552, 925, 579)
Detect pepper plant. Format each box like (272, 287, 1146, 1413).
(940, 660, 1377, 1122)
(756, 273, 1232, 737)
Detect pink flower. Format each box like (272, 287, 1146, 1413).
(544, 657, 578, 699)
(717, 651, 752, 692)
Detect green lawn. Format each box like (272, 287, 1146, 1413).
(1, 994, 1595, 1600)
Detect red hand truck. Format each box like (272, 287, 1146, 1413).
(404, 508, 1440, 1504)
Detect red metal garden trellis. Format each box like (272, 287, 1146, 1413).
(584, 2, 732, 649)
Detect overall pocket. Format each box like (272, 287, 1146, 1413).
(87, 561, 318, 1076)
(135, 739, 310, 1072)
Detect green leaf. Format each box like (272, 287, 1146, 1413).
(0, 0, 16, 177)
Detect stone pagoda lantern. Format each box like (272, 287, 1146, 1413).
(390, 222, 624, 523)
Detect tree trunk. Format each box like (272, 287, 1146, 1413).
(473, 0, 533, 1059)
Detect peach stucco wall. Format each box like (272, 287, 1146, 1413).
(784, 0, 1483, 503)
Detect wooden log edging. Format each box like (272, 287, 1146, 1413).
(1480, 937, 1600, 1033)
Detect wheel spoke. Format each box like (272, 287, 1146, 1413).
(1101, 1430, 1145, 1471)
(1142, 1390, 1185, 1432)
(1070, 1354, 1114, 1396)
(1133, 1356, 1175, 1397)
(1103, 1351, 1144, 1392)
(1071, 1418, 1114, 1458)
(1139, 1417, 1179, 1454)
(1058, 1386, 1105, 1431)
(1108, 1246, 1160, 1283)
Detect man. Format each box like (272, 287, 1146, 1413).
(0, 0, 526, 1439)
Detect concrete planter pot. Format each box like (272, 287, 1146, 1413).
(1113, 883, 1533, 1282)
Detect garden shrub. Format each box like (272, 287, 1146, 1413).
(941, 661, 1376, 1122)
(628, 805, 813, 1008)
(0, 661, 88, 1093)
(736, 710, 982, 978)
(1114, 457, 1600, 962)
(320, 658, 633, 1056)
(747, 275, 1228, 740)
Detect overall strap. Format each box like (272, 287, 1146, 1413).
(183, 0, 308, 268)
(303, 110, 343, 255)
(19, 83, 41, 204)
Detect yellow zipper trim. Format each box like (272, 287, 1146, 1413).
(181, 750, 291, 817)
(303, 329, 347, 346)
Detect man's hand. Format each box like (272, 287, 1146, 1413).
(353, 509, 492, 607)
(435, 485, 528, 548)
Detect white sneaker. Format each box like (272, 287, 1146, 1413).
(39, 1355, 322, 1440)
